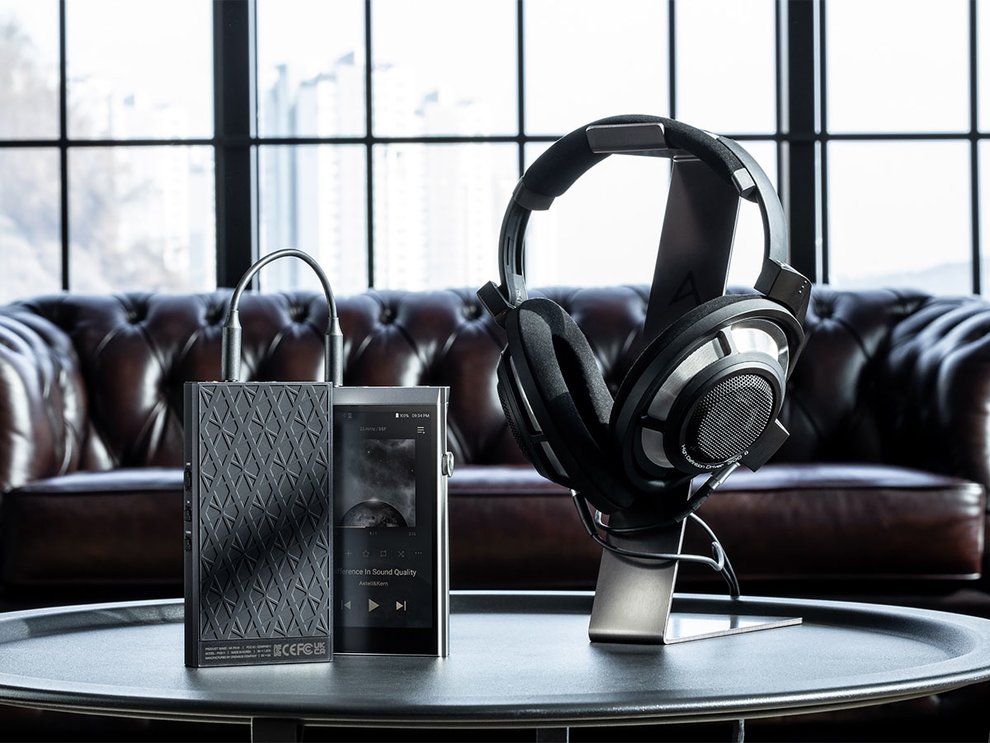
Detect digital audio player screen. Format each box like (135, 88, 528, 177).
(333, 405, 437, 653)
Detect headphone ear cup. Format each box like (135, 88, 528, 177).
(496, 363, 556, 479)
(500, 298, 639, 512)
(611, 294, 805, 489)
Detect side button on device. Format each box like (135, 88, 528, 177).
(183, 464, 194, 522)
(441, 452, 455, 477)
(183, 531, 193, 552)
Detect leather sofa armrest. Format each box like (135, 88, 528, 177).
(882, 295, 990, 492)
(0, 307, 86, 492)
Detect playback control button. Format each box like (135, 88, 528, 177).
(348, 598, 409, 614)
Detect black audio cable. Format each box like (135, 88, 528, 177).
(571, 490, 741, 599)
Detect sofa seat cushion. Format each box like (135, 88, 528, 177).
(449, 463, 986, 589)
(448, 465, 598, 589)
(1, 463, 983, 593)
(692, 464, 985, 582)
(1, 468, 183, 590)
(1, 465, 590, 592)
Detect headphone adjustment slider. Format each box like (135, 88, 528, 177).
(755, 260, 812, 322)
(477, 281, 516, 327)
(512, 179, 555, 211)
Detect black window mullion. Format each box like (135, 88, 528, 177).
(774, 0, 784, 191)
(214, 0, 256, 288)
(58, 0, 69, 290)
(365, 0, 375, 288)
(780, 0, 821, 283)
(818, 0, 829, 284)
(668, 0, 676, 119)
(517, 0, 526, 177)
(970, 0, 981, 295)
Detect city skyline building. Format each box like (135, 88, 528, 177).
(260, 50, 517, 294)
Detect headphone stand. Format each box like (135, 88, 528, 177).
(588, 482, 801, 644)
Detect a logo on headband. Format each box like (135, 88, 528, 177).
(670, 272, 703, 308)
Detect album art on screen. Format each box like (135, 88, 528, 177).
(337, 438, 416, 529)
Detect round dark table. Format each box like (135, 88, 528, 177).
(1, 592, 989, 741)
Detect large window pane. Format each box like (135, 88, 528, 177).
(826, 0, 968, 133)
(523, 143, 669, 287)
(676, 0, 776, 135)
(257, 0, 365, 137)
(0, 1, 59, 139)
(373, 144, 517, 289)
(372, 0, 516, 136)
(0, 148, 60, 301)
(524, 0, 668, 135)
(259, 145, 368, 295)
(66, 0, 213, 139)
(828, 141, 970, 293)
(68, 146, 215, 292)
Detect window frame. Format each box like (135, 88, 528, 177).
(812, 0, 982, 291)
(241, 0, 783, 290)
(0, 0, 984, 294)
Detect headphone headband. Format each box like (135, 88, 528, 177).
(479, 115, 808, 325)
(521, 115, 751, 203)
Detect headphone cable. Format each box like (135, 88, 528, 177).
(571, 491, 740, 598)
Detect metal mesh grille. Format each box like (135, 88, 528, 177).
(683, 374, 774, 467)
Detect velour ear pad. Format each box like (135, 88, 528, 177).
(503, 297, 639, 512)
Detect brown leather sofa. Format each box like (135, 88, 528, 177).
(0, 284, 986, 617)
(2, 284, 990, 741)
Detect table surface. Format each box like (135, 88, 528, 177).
(1, 592, 989, 729)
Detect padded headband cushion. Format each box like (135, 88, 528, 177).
(522, 114, 747, 202)
(507, 298, 635, 510)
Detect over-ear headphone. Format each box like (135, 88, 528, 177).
(478, 114, 811, 527)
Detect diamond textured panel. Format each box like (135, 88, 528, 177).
(196, 382, 331, 642)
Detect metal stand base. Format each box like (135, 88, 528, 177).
(588, 492, 800, 644)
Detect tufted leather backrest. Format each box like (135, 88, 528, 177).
(4, 285, 990, 492)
